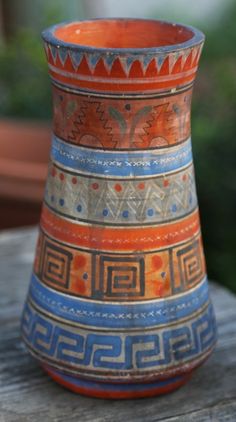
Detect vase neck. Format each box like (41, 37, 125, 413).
(42, 19, 204, 95)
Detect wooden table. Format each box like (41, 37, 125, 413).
(0, 227, 236, 421)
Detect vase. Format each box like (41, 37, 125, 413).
(21, 18, 217, 399)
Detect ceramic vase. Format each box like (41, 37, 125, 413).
(21, 19, 217, 399)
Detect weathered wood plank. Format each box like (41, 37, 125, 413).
(0, 227, 236, 422)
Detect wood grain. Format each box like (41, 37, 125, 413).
(0, 227, 235, 422)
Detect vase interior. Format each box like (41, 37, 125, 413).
(54, 19, 194, 49)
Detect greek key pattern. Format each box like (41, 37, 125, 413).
(50, 136, 193, 177)
(44, 162, 197, 226)
(21, 299, 216, 378)
(34, 229, 205, 300)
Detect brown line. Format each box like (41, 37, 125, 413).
(52, 79, 194, 100)
(52, 131, 191, 152)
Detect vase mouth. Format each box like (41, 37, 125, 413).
(42, 18, 204, 54)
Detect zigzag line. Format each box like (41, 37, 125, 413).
(69, 102, 87, 140)
(95, 102, 113, 139)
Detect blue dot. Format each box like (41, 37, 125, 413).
(51, 195, 55, 203)
(189, 193, 193, 204)
(103, 209, 109, 217)
(59, 198, 64, 206)
(122, 210, 129, 218)
(147, 208, 154, 217)
(77, 204, 82, 212)
(161, 272, 166, 279)
(83, 272, 88, 280)
(172, 204, 177, 212)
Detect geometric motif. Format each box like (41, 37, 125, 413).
(40, 204, 200, 254)
(170, 237, 205, 294)
(21, 22, 214, 395)
(177, 239, 203, 288)
(50, 135, 193, 178)
(21, 299, 217, 379)
(43, 21, 204, 94)
(40, 239, 73, 289)
(34, 229, 205, 300)
(93, 255, 145, 299)
(52, 86, 192, 150)
(45, 162, 197, 226)
(45, 33, 203, 80)
(29, 273, 210, 329)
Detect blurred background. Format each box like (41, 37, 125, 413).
(0, 0, 235, 293)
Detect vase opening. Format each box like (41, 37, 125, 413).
(53, 19, 196, 50)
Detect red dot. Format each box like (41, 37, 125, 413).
(72, 177, 77, 184)
(152, 255, 163, 270)
(51, 167, 56, 177)
(114, 183, 122, 192)
(138, 182, 145, 190)
(75, 280, 86, 295)
(92, 182, 99, 190)
(182, 174, 188, 182)
(59, 173, 65, 181)
(155, 283, 165, 297)
(74, 255, 87, 270)
(163, 179, 169, 187)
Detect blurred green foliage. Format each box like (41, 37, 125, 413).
(0, 30, 51, 119)
(0, 4, 235, 292)
(0, 4, 65, 119)
(192, 3, 236, 293)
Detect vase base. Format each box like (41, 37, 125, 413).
(43, 366, 192, 399)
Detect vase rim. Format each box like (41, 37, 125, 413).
(42, 18, 205, 55)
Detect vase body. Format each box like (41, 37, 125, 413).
(21, 19, 217, 399)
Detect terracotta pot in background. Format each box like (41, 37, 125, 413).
(0, 119, 51, 229)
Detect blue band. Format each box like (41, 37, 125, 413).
(29, 274, 209, 329)
(51, 136, 193, 177)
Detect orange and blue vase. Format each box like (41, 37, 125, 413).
(21, 19, 217, 399)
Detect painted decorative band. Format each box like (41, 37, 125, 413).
(21, 297, 217, 377)
(27, 273, 209, 329)
(45, 366, 187, 396)
(42, 20, 204, 93)
(34, 228, 205, 300)
(44, 162, 197, 226)
(48, 64, 198, 94)
(40, 205, 200, 251)
(52, 84, 192, 151)
(52, 79, 194, 99)
(51, 135, 193, 177)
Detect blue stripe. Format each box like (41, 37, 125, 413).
(51, 136, 193, 177)
(49, 368, 184, 392)
(29, 274, 209, 329)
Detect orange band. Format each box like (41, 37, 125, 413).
(41, 204, 200, 252)
(49, 68, 197, 93)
